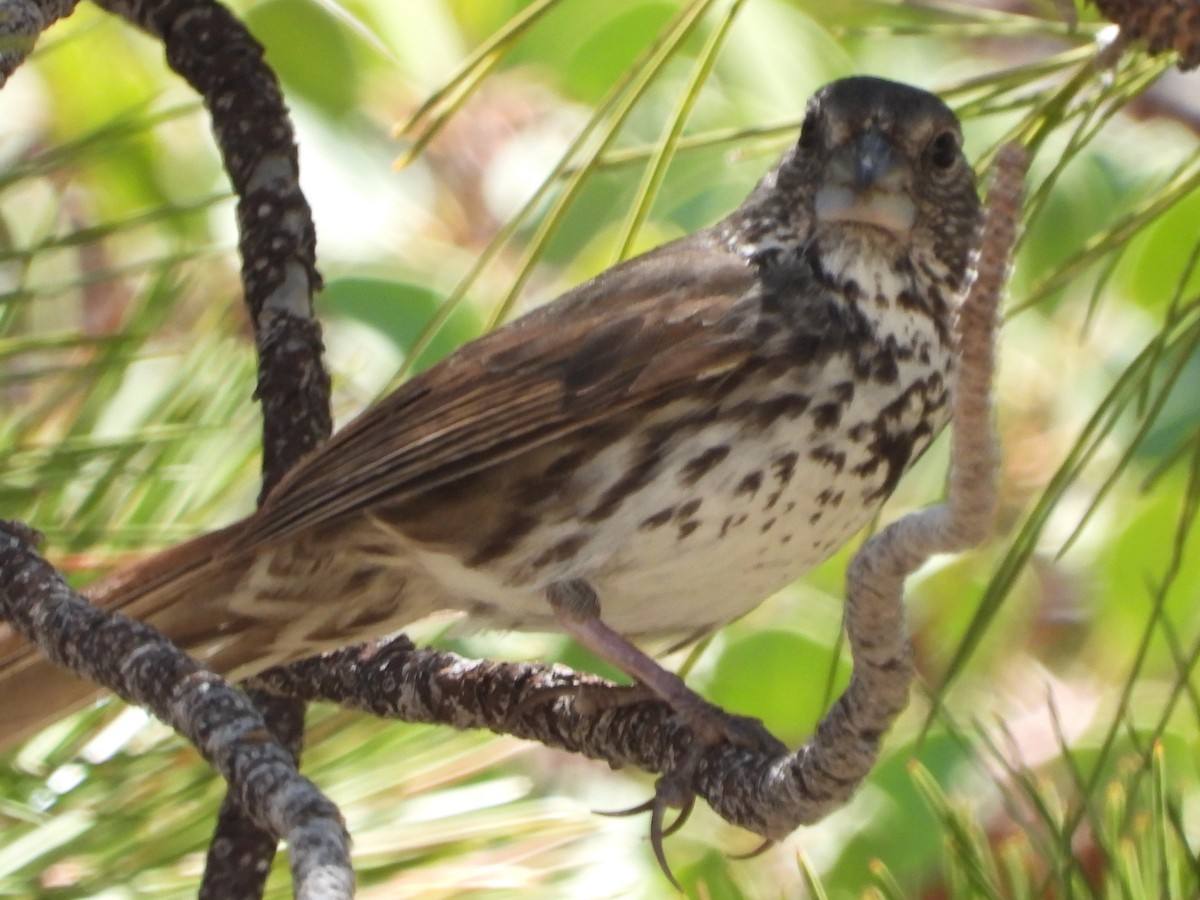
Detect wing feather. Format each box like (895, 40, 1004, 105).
(246, 231, 759, 549)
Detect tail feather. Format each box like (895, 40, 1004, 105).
(0, 516, 433, 751)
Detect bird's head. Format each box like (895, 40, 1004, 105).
(736, 77, 982, 284)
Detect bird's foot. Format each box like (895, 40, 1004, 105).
(542, 579, 787, 883)
(665, 692, 786, 755)
(598, 771, 697, 890)
(516, 678, 782, 752)
(598, 709, 781, 888)
(585, 690, 781, 887)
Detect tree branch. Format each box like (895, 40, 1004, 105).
(1092, 0, 1200, 70)
(0, 0, 80, 84)
(0, 524, 353, 900)
(88, 1, 333, 893)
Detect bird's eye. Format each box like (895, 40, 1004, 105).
(798, 109, 821, 149)
(927, 130, 959, 171)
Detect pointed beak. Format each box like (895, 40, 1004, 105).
(851, 129, 893, 191)
(814, 128, 916, 237)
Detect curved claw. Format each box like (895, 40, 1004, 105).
(728, 837, 774, 860)
(660, 794, 695, 838)
(595, 790, 694, 833)
(594, 774, 696, 888)
(649, 784, 683, 891)
(594, 796, 657, 818)
(566, 677, 786, 887)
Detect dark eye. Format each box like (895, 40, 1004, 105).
(927, 130, 959, 171)
(798, 108, 821, 150)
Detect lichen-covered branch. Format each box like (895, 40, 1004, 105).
(0, 0, 80, 84)
(87, 1, 333, 894)
(253, 637, 689, 772)
(1092, 0, 1200, 70)
(0, 524, 354, 900)
(200, 687, 307, 900)
(93, 0, 331, 491)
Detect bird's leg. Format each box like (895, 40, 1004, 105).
(543, 578, 785, 886)
(545, 578, 784, 752)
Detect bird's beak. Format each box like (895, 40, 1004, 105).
(814, 129, 916, 237)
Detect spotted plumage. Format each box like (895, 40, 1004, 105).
(0, 76, 982, 750)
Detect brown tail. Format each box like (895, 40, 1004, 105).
(0, 524, 248, 751)
(0, 514, 436, 750)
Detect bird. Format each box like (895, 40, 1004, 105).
(0, 76, 981, 751)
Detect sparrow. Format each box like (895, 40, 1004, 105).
(0, 76, 981, 751)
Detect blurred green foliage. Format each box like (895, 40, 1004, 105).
(2, 0, 1200, 897)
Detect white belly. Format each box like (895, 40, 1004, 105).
(410, 347, 949, 637)
(408, 236, 954, 638)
